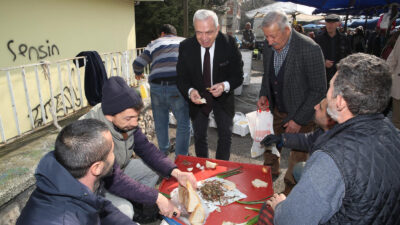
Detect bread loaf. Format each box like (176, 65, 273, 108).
(178, 181, 200, 213)
(178, 181, 206, 224)
(251, 178, 268, 188)
(189, 203, 205, 225)
(205, 160, 217, 169)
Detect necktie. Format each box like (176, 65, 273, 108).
(202, 48, 213, 116)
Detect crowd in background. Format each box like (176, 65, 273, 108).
(293, 19, 400, 60)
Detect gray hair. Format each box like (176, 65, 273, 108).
(193, 9, 219, 28)
(333, 53, 392, 115)
(262, 10, 291, 31)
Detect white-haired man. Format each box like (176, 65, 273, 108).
(257, 10, 326, 195)
(177, 9, 243, 160)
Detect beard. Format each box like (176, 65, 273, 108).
(100, 161, 113, 178)
(113, 124, 137, 133)
(327, 106, 339, 122)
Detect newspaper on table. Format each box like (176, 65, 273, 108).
(170, 177, 247, 225)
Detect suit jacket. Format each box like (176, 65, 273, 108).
(177, 32, 243, 119)
(260, 30, 326, 125)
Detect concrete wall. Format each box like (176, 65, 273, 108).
(0, 0, 136, 142)
(0, 0, 136, 67)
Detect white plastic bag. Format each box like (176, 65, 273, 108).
(246, 110, 280, 158)
(232, 112, 250, 136)
(380, 10, 391, 30)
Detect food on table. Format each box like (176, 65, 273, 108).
(178, 181, 201, 212)
(262, 167, 269, 174)
(189, 202, 205, 225)
(215, 166, 243, 179)
(222, 179, 236, 191)
(251, 179, 268, 188)
(205, 160, 217, 169)
(199, 180, 226, 202)
(182, 160, 192, 166)
(178, 181, 205, 225)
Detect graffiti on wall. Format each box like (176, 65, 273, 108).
(31, 86, 81, 127)
(7, 39, 60, 62)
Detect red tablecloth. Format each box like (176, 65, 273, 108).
(159, 155, 274, 225)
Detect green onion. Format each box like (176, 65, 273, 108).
(236, 200, 265, 205)
(244, 215, 249, 219)
(246, 215, 259, 225)
(215, 166, 243, 178)
(244, 207, 260, 212)
(160, 192, 170, 199)
(236, 195, 273, 204)
(217, 170, 242, 178)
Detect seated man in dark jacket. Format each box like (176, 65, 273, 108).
(17, 119, 137, 225)
(263, 53, 400, 224)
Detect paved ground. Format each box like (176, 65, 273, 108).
(145, 58, 289, 225)
(0, 58, 289, 224)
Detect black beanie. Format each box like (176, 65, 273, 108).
(101, 76, 143, 115)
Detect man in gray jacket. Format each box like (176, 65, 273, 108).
(81, 76, 196, 222)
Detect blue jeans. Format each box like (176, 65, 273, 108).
(293, 161, 306, 183)
(150, 83, 190, 156)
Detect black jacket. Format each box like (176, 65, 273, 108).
(314, 114, 400, 224)
(315, 30, 351, 82)
(177, 32, 243, 119)
(282, 128, 324, 154)
(17, 152, 136, 225)
(76, 51, 108, 106)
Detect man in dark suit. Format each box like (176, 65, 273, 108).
(177, 9, 243, 160)
(257, 11, 326, 194)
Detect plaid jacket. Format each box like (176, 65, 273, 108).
(257, 202, 275, 225)
(260, 30, 326, 125)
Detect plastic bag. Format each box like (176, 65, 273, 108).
(246, 110, 280, 158)
(138, 79, 150, 100)
(232, 112, 250, 136)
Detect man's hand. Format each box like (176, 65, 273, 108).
(135, 73, 145, 80)
(156, 193, 180, 218)
(325, 60, 334, 68)
(171, 168, 197, 189)
(266, 193, 286, 210)
(261, 134, 283, 149)
(189, 89, 204, 105)
(257, 96, 269, 110)
(283, 120, 301, 133)
(209, 82, 224, 97)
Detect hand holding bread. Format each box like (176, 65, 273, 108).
(171, 168, 198, 189)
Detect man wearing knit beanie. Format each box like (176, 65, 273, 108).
(81, 76, 197, 223)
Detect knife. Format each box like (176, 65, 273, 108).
(162, 216, 184, 225)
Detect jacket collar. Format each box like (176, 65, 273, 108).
(313, 114, 385, 150)
(35, 152, 102, 207)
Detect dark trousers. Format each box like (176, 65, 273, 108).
(192, 105, 233, 160)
